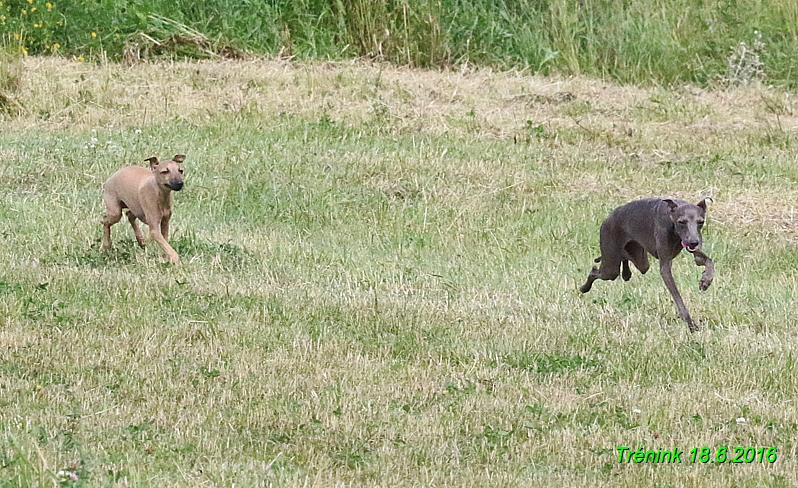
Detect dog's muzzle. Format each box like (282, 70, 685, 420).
(681, 240, 699, 253)
(166, 181, 184, 191)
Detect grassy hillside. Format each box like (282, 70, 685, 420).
(0, 57, 797, 486)
(1, 0, 797, 86)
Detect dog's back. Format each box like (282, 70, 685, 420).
(607, 198, 670, 253)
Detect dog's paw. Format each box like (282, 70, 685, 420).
(699, 275, 713, 291)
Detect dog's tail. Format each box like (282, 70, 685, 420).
(594, 256, 601, 263)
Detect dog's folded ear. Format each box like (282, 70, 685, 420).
(172, 154, 186, 163)
(145, 157, 159, 168)
(697, 197, 712, 211)
(663, 199, 679, 211)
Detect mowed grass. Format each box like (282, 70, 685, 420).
(1, 58, 798, 486)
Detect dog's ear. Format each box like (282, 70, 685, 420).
(145, 157, 159, 168)
(697, 197, 712, 211)
(663, 199, 679, 212)
(172, 154, 186, 164)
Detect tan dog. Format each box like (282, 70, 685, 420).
(102, 155, 185, 263)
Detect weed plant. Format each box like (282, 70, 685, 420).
(1, 0, 797, 86)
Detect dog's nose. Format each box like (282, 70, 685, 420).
(171, 181, 184, 191)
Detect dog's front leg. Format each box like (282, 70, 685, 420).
(692, 250, 714, 291)
(144, 212, 180, 264)
(150, 226, 180, 264)
(659, 259, 697, 332)
(161, 215, 171, 242)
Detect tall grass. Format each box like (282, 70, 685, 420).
(1, 0, 797, 86)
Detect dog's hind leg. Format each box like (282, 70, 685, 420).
(581, 228, 625, 293)
(625, 241, 650, 275)
(580, 265, 601, 293)
(580, 253, 622, 293)
(101, 195, 122, 250)
(127, 211, 145, 248)
(621, 260, 632, 281)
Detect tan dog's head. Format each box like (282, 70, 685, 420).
(146, 154, 185, 191)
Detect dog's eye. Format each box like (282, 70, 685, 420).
(677, 220, 687, 225)
(178, 169, 184, 174)
(697, 220, 704, 226)
(160, 170, 169, 174)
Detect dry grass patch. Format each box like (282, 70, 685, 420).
(4, 57, 793, 142)
(713, 192, 798, 241)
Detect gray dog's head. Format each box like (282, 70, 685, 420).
(664, 198, 710, 253)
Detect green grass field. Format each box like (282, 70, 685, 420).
(2, 0, 798, 87)
(1, 57, 798, 486)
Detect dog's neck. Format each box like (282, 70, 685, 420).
(147, 176, 173, 208)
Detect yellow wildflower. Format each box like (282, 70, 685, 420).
(77, 55, 84, 61)
(13, 33, 20, 40)
(46, 2, 52, 9)
(31, 6, 36, 12)
(34, 23, 41, 28)
(27, 0, 33, 4)
(21, 9, 26, 14)
(53, 42, 59, 49)
(21, 47, 28, 56)
(91, 32, 97, 38)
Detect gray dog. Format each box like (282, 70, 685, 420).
(580, 198, 714, 332)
